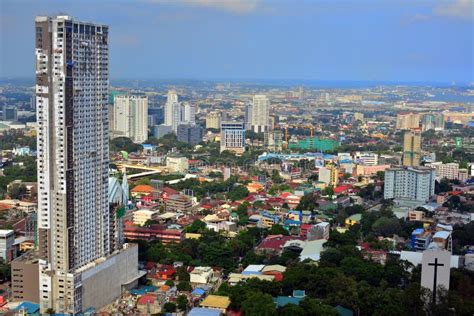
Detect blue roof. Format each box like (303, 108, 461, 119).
(188, 308, 221, 316)
(292, 290, 306, 298)
(273, 296, 303, 307)
(15, 302, 40, 314)
(242, 271, 262, 275)
(284, 219, 302, 226)
(191, 288, 206, 296)
(412, 228, 424, 235)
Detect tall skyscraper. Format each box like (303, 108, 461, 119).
(250, 95, 270, 133)
(244, 103, 253, 131)
(164, 90, 178, 126)
(113, 95, 148, 143)
(403, 131, 421, 167)
(34, 15, 140, 314)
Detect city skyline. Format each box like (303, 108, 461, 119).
(1, 0, 473, 83)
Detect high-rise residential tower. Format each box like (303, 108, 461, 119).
(181, 102, 196, 125)
(250, 95, 270, 133)
(113, 95, 148, 143)
(164, 89, 178, 126)
(402, 131, 421, 167)
(34, 15, 140, 314)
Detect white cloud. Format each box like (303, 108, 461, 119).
(148, 0, 262, 14)
(433, 0, 473, 19)
(400, 13, 430, 26)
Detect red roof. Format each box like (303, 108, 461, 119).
(256, 235, 304, 251)
(138, 294, 155, 305)
(131, 185, 154, 193)
(263, 271, 283, 281)
(157, 265, 176, 276)
(334, 185, 352, 194)
(162, 186, 179, 195)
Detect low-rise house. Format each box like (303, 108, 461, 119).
(155, 265, 176, 280)
(199, 295, 230, 313)
(307, 222, 330, 240)
(300, 239, 326, 261)
(190, 266, 214, 284)
(228, 273, 275, 285)
(408, 209, 426, 222)
(256, 235, 305, 256)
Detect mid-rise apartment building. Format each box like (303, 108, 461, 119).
(384, 166, 436, 202)
(220, 121, 246, 154)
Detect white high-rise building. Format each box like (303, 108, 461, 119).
(181, 102, 196, 125)
(251, 95, 270, 133)
(164, 90, 178, 126)
(384, 166, 436, 202)
(35, 15, 141, 314)
(171, 101, 181, 133)
(113, 95, 148, 143)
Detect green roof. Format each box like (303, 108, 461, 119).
(347, 213, 362, 221)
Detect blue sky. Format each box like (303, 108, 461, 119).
(0, 0, 473, 83)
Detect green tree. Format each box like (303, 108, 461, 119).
(241, 292, 276, 316)
(372, 217, 402, 237)
(7, 183, 27, 199)
(163, 302, 176, 313)
(177, 281, 192, 292)
(268, 225, 289, 236)
(176, 295, 188, 311)
(185, 220, 206, 233)
(300, 298, 339, 316)
(227, 185, 249, 201)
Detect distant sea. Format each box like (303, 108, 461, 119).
(1, 77, 473, 102)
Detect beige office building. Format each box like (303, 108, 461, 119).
(396, 113, 420, 130)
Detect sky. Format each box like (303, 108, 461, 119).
(0, 0, 473, 83)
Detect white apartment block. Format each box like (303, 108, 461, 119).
(250, 95, 270, 133)
(113, 95, 148, 143)
(384, 166, 436, 202)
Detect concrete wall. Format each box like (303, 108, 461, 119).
(81, 244, 140, 311)
(11, 257, 40, 302)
